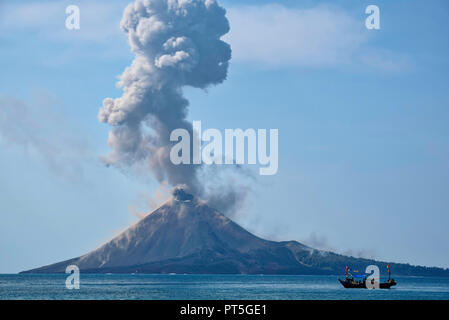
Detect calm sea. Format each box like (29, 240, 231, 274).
(1, 274, 448, 300)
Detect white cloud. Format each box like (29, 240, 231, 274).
(0, 1, 409, 70)
(225, 4, 365, 67)
(225, 3, 409, 71)
(0, 2, 62, 29)
(0, 1, 127, 44)
(359, 48, 410, 73)
(0, 0, 131, 66)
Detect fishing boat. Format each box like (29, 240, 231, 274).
(339, 265, 397, 289)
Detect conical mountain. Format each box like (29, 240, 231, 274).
(22, 190, 449, 276)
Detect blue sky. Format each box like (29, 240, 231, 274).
(1, 0, 448, 273)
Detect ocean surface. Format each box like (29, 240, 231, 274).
(1, 274, 448, 300)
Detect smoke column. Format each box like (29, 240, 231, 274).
(99, 0, 239, 209)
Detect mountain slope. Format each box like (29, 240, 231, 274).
(22, 191, 449, 276)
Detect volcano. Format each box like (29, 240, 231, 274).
(22, 190, 449, 276)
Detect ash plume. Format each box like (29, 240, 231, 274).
(99, 0, 245, 213)
(302, 232, 377, 259)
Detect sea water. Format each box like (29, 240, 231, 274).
(1, 274, 448, 300)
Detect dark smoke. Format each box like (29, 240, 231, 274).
(99, 0, 250, 214)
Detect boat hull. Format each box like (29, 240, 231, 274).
(339, 279, 396, 289)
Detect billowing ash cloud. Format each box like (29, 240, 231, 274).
(99, 0, 239, 210)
